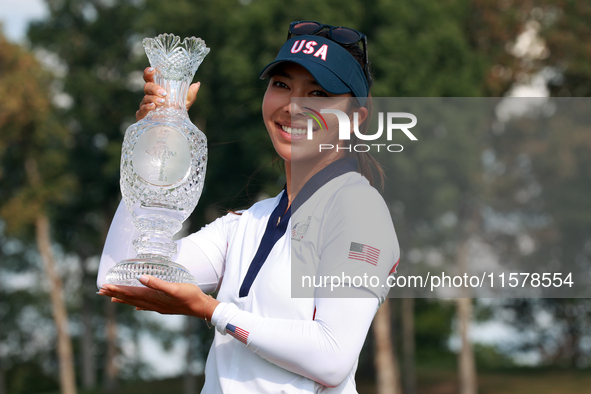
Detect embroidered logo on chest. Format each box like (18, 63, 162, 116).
(291, 216, 311, 242)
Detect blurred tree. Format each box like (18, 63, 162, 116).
(0, 244, 62, 394)
(540, 1, 591, 96)
(373, 299, 402, 394)
(27, 0, 180, 388)
(485, 97, 591, 367)
(480, 1, 591, 370)
(0, 32, 77, 394)
(370, 0, 503, 389)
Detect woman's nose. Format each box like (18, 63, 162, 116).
(283, 100, 305, 116)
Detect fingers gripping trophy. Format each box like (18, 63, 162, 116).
(106, 34, 210, 286)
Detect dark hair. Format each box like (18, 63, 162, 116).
(313, 30, 385, 190)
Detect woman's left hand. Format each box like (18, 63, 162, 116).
(97, 275, 219, 319)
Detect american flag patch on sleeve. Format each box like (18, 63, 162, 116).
(226, 323, 249, 344)
(348, 242, 380, 266)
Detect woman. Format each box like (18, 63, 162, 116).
(98, 21, 399, 393)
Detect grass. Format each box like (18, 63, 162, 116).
(38, 368, 591, 394)
(357, 367, 591, 394)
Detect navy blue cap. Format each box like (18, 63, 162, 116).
(259, 35, 368, 104)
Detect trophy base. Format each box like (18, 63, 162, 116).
(105, 257, 199, 287)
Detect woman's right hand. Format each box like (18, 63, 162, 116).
(136, 67, 201, 121)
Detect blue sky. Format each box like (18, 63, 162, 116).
(0, 0, 48, 43)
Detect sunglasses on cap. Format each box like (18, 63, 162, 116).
(287, 21, 369, 78)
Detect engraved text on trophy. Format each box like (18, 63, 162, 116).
(132, 126, 192, 187)
(146, 129, 177, 182)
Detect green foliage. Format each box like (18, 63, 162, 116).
(28, 0, 143, 256)
(474, 343, 516, 369)
(0, 32, 77, 390)
(0, 33, 74, 235)
(5, 361, 59, 394)
(370, 0, 487, 97)
(484, 96, 591, 366)
(540, 1, 591, 96)
(414, 299, 456, 364)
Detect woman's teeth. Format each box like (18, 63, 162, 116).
(281, 125, 307, 135)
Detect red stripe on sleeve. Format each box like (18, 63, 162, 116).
(389, 259, 400, 275)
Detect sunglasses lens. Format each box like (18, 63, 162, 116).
(331, 27, 362, 44)
(292, 22, 323, 35)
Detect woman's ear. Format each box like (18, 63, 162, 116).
(356, 106, 369, 125)
(349, 106, 369, 135)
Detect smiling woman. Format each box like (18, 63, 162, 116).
(98, 21, 399, 394)
(262, 62, 368, 193)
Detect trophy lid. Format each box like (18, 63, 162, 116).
(143, 34, 210, 81)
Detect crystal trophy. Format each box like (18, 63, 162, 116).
(105, 34, 210, 286)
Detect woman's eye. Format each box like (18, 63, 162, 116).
(273, 81, 288, 88)
(311, 90, 329, 97)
